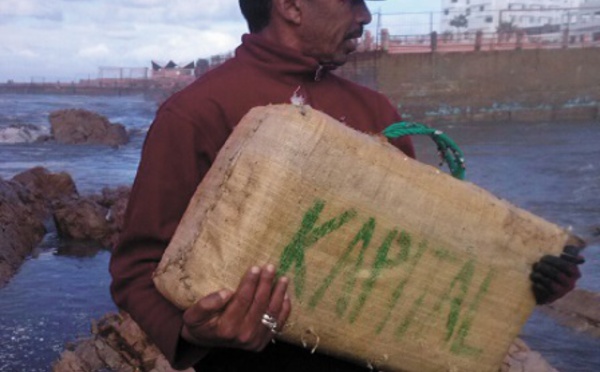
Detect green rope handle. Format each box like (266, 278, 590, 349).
(383, 122, 466, 180)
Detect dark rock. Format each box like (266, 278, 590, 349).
(52, 312, 192, 372)
(1, 166, 130, 285)
(12, 166, 78, 197)
(540, 289, 600, 338)
(53, 198, 111, 243)
(54, 240, 105, 258)
(53, 186, 130, 249)
(52, 311, 554, 372)
(12, 166, 79, 223)
(101, 186, 130, 248)
(49, 109, 129, 147)
(0, 178, 46, 286)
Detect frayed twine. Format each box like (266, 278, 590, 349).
(300, 327, 320, 354)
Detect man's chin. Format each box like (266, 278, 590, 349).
(319, 53, 352, 69)
(319, 60, 346, 70)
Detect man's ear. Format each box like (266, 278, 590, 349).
(272, 0, 303, 25)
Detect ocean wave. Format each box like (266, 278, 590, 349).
(0, 124, 50, 144)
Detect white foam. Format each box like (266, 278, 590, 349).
(0, 124, 50, 144)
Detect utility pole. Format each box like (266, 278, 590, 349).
(375, 9, 382, 50)
(430, 11, 434, 35)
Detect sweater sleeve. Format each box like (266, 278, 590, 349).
(109, 100, 228, 369)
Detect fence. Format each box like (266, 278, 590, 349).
(367, 6, 600, 53)
(6, 7, 600, 89)
(378, 29, 600, 54)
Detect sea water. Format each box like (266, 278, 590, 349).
(0, 94, 598, 371)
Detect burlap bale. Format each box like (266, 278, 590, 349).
(154, 104, 573, 372)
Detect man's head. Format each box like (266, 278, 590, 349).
(239, 0, 373, 67)
(239, 0, 272, 34)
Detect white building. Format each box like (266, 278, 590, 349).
(441, 0, 581, 34)
(570, 0, 600, 42)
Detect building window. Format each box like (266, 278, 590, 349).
(486, 16, 493, 23)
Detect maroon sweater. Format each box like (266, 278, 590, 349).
(110, 33, 415, 370)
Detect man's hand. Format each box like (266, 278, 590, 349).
(530, 246, 585, 305)
(181, 264, 291, 351)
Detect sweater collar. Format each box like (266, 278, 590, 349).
(235, 33, 331, 84)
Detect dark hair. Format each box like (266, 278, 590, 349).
(239, 0, 272, 33)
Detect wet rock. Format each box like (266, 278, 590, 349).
(540, 289, 600, 338)
(99, 186, 130, 248)
(1, 165, 130, 285)
(53, 198, 111, 243)
(52, 312, 192, 372)
(52, 311, 556, 372)
(92, 186, 130, 232)
(49, 109, 129, 147)
(12, 166, 78, 200)
(53, 186, 130, 248)
(55, 240, 105, 258)
(0, 177, 46, 286)
(500, 338, 558, 372)
(12, 166, 78, 219)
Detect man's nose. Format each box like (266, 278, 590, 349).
(356, 1, 372, 25)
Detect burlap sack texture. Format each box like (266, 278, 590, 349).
(153, 104, 573, 372)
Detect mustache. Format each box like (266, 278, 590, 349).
(346, 27, 364, 39)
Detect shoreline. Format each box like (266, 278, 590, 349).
(2, 166, 598, 372)
(0, 167, 129, 286)
(1, 89, 598, 124)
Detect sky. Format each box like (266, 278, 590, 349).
(0, 0, 441, 83)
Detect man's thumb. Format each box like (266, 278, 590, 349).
(199, 290, 232, 311)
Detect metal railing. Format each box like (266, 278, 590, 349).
(374, 30, 600, 54)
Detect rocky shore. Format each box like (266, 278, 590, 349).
(49, 289, 600, 372)
(0, 167, 128, 286)
(0, 167, 576, 372)
(2, 166, 599, 371)
(0, 107, 132, 284)
(47, 310, 563, 372)
(1, 161, 598, 371)
(0, 108, 129, 146)
(49, 109, 129, 147)
(52, 312, 192, 372)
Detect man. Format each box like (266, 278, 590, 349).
(110, 1, 583, 371)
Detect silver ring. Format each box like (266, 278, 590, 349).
(261, 313, 279, 334)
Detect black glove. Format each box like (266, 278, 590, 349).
(530, 245, 585, 305)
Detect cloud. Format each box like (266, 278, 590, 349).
(70, 0, 242, 29)
(0, 0, 62, 21)
(122, 0, 165, 7)
(125, 26, 241, 66)
(14, 48, 39, 58)
(163, 0, 241, 24)
(77, 44, 111, 59)
(0, 0, 442, 82)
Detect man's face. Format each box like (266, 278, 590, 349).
(298, 0, 372, 67)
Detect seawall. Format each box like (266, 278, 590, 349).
(338, 47, 600, 123)
(3, 47, 600, 124)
